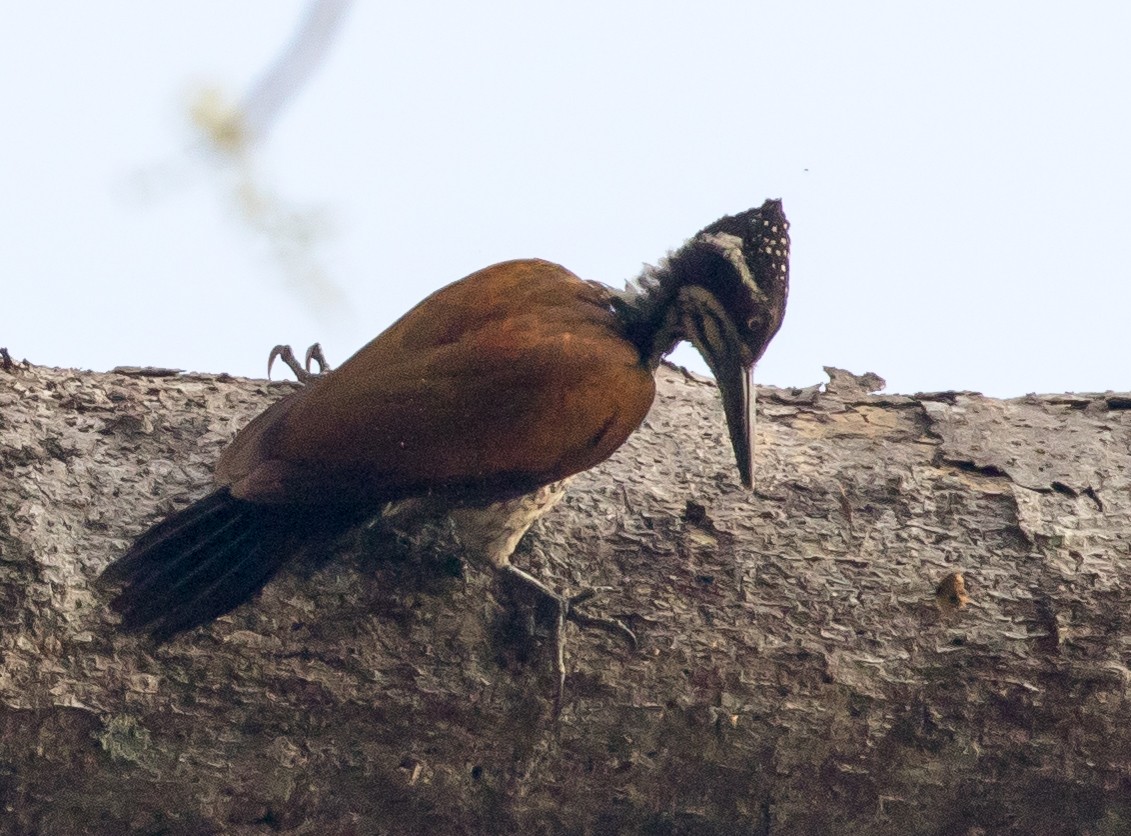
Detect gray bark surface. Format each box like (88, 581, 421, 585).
(0, 362, 1129, 835)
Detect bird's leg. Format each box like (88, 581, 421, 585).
(501, 564, 637, 711)
(268, 343, 332, 384)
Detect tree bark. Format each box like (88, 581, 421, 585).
(1, 361, 1129, 835)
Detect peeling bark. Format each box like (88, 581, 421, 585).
(1, 362, 1129, 835)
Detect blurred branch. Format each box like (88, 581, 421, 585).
(130, 0, 357, 321)
(240, 0, 354, 146)
(193, 0, 354, 153)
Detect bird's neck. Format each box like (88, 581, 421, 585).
(610, 258, 692, 370)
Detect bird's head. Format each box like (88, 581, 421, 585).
(622, 199, 790, 488)
(677, 199, 789, 487)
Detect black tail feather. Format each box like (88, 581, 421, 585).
(105, 488, 235, 578)
(101, 488, 296, 640)
(150, 537, 281, 642)
(117, 517, 262, 635)
(113, 507, 248, 609)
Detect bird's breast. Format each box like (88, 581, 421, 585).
(381, 481, 570, 570)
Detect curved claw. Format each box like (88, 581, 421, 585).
(304, 343, 332, 375)
(267, 343, 330, 384)
(268, 344, 302, 382)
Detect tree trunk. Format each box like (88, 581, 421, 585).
(1, 361, 1128, 835)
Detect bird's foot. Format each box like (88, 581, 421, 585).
(501, 564, 637, 713)
(267, 343, 332, 384)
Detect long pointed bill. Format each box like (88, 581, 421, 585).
(715, 361, 755, 488)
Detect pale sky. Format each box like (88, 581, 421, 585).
(3, 2, 1129, 397)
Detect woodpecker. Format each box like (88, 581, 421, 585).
(102, 199, 790, 700)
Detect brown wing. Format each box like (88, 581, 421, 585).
(216, 260, 656, 505)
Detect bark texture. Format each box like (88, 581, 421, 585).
(1, 361, 1129, 835)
